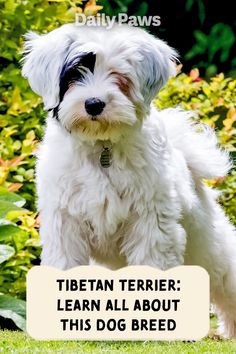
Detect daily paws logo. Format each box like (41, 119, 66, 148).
(75, 13, 161, 30)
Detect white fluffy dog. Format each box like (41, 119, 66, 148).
(22, 24, 236, 337)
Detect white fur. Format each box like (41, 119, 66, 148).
(22, 24, 236, 338)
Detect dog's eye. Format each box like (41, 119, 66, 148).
(110, 71, 132, 97)
(59, 67, 83, 101)
(78, 52, 96, 73)
(59, 52, 96, 102)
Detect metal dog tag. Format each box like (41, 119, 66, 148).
(100, 147, 112, 168)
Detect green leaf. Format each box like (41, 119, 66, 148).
(0, 224, 22, 242)
(198, 0, 206, 24)
(194, 30, 208, 47)
(0, 244, 15, 264)
(185, 0, 194, 11)
(0, 188, 26, 207)
(0, 295, 26, 331)
(0, 201, 25, 219)
(135, 2, 148, 16)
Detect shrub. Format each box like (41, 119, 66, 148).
(0, 188, 40, 300)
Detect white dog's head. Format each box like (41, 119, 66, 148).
(22, 24, 177, 141)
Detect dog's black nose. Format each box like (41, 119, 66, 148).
(85, 97, 105, 116)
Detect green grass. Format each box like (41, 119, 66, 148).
(0, 318, 236, 354)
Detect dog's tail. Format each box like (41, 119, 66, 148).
(159, 108, 232, 180)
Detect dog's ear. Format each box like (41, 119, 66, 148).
(134, 34, 178, 104)
(22, 29, 71, 110)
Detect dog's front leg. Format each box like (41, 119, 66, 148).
(39, 209, 89, 270)
(123, 210, 186, 270)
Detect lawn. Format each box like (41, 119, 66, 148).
(0, 320, 236, 354)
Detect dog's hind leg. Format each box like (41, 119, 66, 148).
(183, 184, 236, 338)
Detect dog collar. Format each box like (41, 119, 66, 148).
(100, 141, 112, 168)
